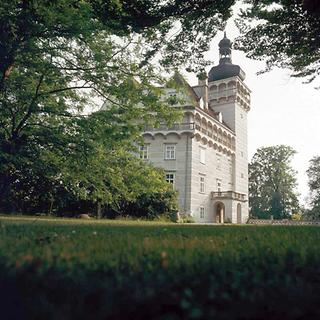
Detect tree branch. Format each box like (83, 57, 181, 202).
(14, 73, 45, 136)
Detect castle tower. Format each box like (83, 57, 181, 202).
(140, 33, 250, 223)
(207, 32, 250, 223)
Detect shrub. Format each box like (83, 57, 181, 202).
(178, 215, 195, 223)
(105, 190, 178, 220)
(291, 213, 302, 221)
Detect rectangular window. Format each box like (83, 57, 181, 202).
(139, 145, 149, 160)
(200, 147, 206, 164)
(165, 144, 176, 160)
(228, 158, 232, 174)
(200, 207, 205, 219)
(200, 176, 205, 193)
(216, 179, 221, 192)
(166, 173, 175, 186)
(216, 153, 221, 170)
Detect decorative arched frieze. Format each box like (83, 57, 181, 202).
(227, 80, 236, 88)
(142, 132, 155, 140)
(201, 137, 208, 145)
(194, 133, 201, 141)
(218, 83, 226, 90)
(166, 132, 182, 139)
(154, 132, 166, 139)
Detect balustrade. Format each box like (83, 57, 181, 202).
(211, 191, 246, 201)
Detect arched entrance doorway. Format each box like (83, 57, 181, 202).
(215, 202, 225, 223)
(237, 203, 242, 224)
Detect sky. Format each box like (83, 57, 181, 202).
(185, 17, 320, 206)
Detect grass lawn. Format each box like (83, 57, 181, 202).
(1, 215, 320, 320)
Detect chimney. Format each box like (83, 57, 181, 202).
(197, 72, 208, 108)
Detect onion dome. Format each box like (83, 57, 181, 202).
(208, 32, 246, 82)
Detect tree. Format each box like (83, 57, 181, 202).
(0, 0, 242, 215)
(249, 145, 299, 219)
(63, 146, 178, 218)
(235, 0, 320, 82)
(306, 156, 320, 219)
(0, 0, 237, 91)
(0, 0, 186, 214)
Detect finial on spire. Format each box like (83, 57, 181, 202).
(224, 31, 227, 38)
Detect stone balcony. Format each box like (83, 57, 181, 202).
(211, 191, 247, 202)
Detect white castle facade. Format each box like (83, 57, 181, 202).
(141, 34, 250, 223)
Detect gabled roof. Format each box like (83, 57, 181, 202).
(167, 71, 200, 105)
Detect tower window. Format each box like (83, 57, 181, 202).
(165, 145, 176, 160)
(200, 176, 205, 193)
(216, 154, 221, 170)
(228, 158, 232, 173)
(216, 179, 222, 192)
(200, 147, 206, 164)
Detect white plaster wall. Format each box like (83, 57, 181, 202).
(189, 138, 233, 222)
(208, 76, 250, 222)
(143, 132, 193, 214)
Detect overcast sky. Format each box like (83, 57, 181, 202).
(185, 17, 320, 206)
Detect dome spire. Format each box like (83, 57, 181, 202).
(208, 32, 246, 82)
(218, 31, 232, 64)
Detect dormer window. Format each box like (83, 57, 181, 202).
(199, 97, 204, 109)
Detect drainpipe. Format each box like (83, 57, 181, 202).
(184, 134, 190, 214)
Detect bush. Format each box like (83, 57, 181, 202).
(178, 215, 195, 223)
(291, 213, 302, 221)
(105, 190, 178, 220)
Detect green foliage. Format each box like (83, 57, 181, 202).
(0, 0, 185, 215)
(0, 0, 236, 90)
(117, 190, 178, 220)
(304, 156, 320, 219)
(89, 0, 236, 72)
(249, 145, 300, 219)
(236, 0, 320, 82)
(291, 213, 302, 221)
(1, 217, 320, 319)
(178, 215, 196, 223)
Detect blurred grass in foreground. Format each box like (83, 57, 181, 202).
(0, 215, 320, 319)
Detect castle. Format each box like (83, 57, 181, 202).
(141, 33, 250, 223)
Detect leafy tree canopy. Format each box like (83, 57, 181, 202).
(236, 0, 320, 82)
(0, 0, 193, 214)
(249, 145, 299, 219)
(0, 0, 237, 89)
(306, 156, 320, 219)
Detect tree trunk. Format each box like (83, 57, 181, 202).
(97, 201, 102, 219)
(0, 171, 15, 213)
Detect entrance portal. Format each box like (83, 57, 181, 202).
(237, 203, 242, 224)
(215, 202, 225, 223)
